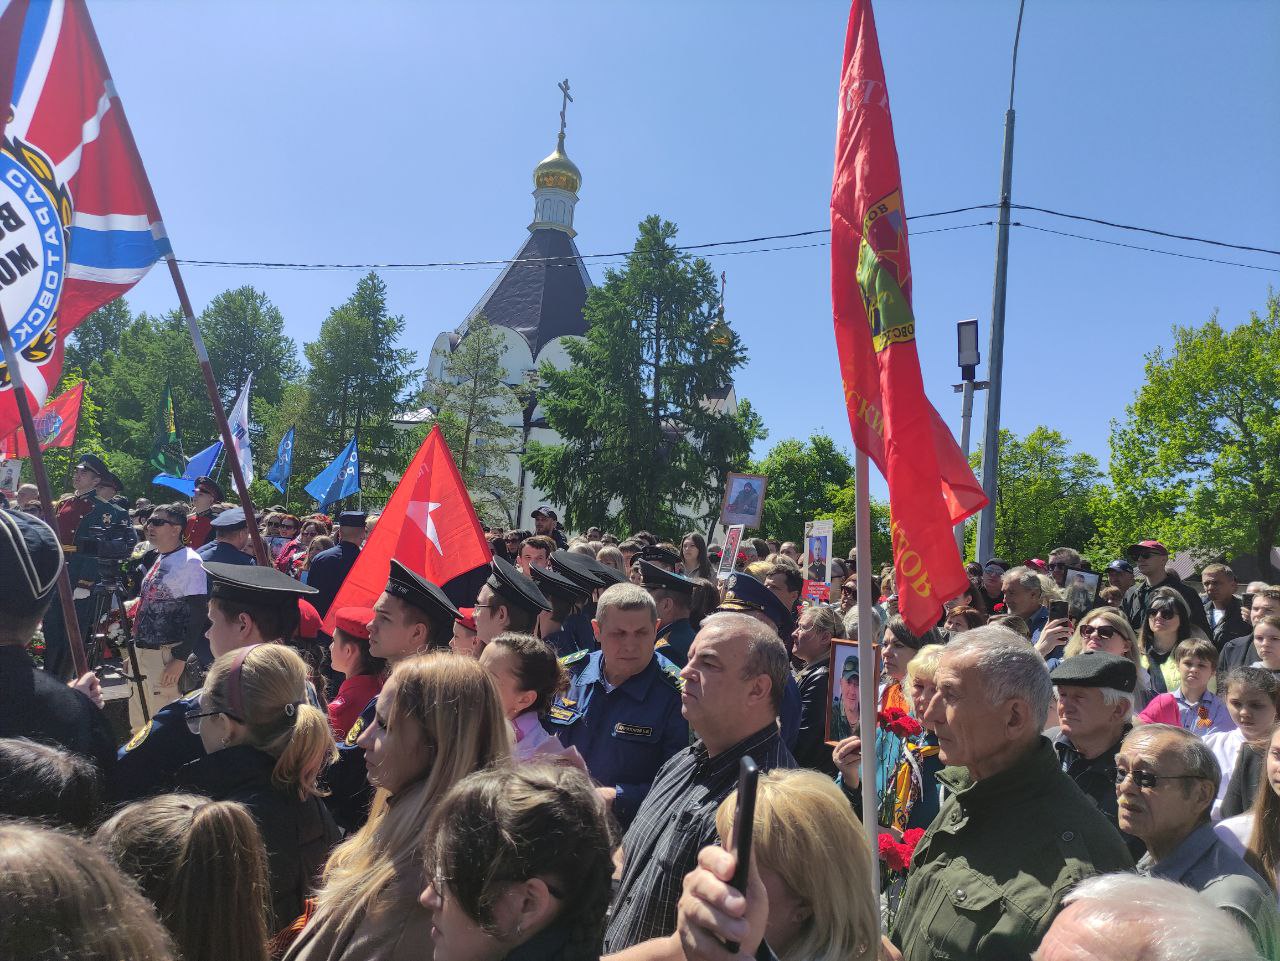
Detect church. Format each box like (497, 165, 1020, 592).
(422, 83, 738, 534)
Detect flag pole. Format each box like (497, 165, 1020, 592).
(855, 449, 881, 902)
(164, 260, 269, 565)
(0, 304, 89, 676)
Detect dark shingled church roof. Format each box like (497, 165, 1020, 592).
(459, 228, 592, 360)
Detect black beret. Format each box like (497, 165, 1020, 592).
(637, 559, 696, 596)
(1049, 650, 1137, 693)
(386, 559, 460, 623)
(205, 562, 319, 606)
(486, 556, 551, 615)
(550, 549, 625, 590)
(0, 508, 63, 607)
(530, 563, 591, 604)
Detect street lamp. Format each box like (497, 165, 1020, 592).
(954, 318, 988, 554)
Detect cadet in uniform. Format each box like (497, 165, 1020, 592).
(473, 556, 551, 646)
(306, 510, 365, 616)
(195, 507, 256, 566)
(324, 559, 459, 831)
(549, 549, 626, 652)
(44, 454, 132, 679)
(636, 559, 698, 668)
(0, 508, 117, 790)
(546, 582, 688, 830)
(113, 563, 318, 803)
(530, 563, 593, 658)
(637, 543, 682, 572)
(184, 475, 223, 549)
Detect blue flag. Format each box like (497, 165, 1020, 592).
(267, 427, 295, 495)
(153, 440, 223, 496)
(305, 434, 360, 511)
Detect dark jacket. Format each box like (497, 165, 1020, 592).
(1204, 596, 1250, 652)
(1050, 725, 1145, 861)
(792, 661, 836, 776)
(176, 745, 340, 929)
(1220, 740, 1265, 820)
(1219, 631, 1259, 674)
(1123, 572, 1212, 637)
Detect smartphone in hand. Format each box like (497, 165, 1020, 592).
(725, 756, 759, 954)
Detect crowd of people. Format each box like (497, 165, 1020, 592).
(4, 452, 1280, 959)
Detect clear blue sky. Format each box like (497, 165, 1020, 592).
(95, 0, 1280, 497)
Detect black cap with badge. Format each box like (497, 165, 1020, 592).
(550, 549, 626, 590)
(211, 507, 248, 532)
(338, 511, 367, 529)
(204, 562, 319, 606)
(194, 475, 224, 501)
(0, 508, 63, 613)
(386, 558, 461, 623)
(636, 559, 696, 596)
(639, 544, 682, 569)
(530, 563, 591, 605)
(487, 556, 551, 616)
(74, 453, 109, 480)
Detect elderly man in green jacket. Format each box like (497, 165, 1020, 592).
(890, 626, 1134, 961)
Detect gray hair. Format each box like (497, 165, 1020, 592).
(595, 582, 657, 626)
(701, 612, 791, 714)
(1037, 873, 1263, 961)
(1055, 685, 1136, 721)
(1121, 724, 1221, 797)
(1001, 565, 1043, 596)
(946, 625, 1053, 725)
(1047, 546, 1082, 568)
(841, 604, 882, 643)
(802, 605, 845, 640)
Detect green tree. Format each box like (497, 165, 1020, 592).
(969, 426, 1102, 564)
(420, 315, 521, 525)
(64, 298, 131, 374)
(297, 273, 419, 506)
(525, 216, 759, 536)
(1098, 293, 1280, 577)
(200, 286, 301, 409)
(752, 434, 854, 542)
(821, 476, 892, 568)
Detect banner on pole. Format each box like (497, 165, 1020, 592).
(0, 381, 83, 456)
(802, 518, 834, 602)
(716, 524, 744, 580)
(153, 439, 222, 496)
(227, 374, 254, 486)
(267, 426, 294, 495)
(830, 0, 987, 633)
(149, 379, 184, 474)
(305, 434, 360, 512)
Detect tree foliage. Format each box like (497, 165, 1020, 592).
(420, 315, 521, 525)
(752, 434, 854, 542)
(1098, 292, 1280, 577)
(526, 216, 761, 537)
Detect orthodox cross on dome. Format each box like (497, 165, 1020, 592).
(557, 78, 573, 141)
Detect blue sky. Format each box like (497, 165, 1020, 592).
(94, 0, 1279, 497)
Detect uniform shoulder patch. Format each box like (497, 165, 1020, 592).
(123, 723, 150, 752)
(345, 715, 366, 746)
(560, 649, 590, 667)
(658, 661, 684, 693)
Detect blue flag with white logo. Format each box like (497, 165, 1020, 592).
(153, 440, 223, 496)
(305, 434, 360, 511)
(267, 427, 295, 495)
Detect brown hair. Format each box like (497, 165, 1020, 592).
(520, 535, 557, 557)
(491, 632, 568, 716)
(1172, 637, 1219, 670)
(211, 595, 301, 643)
(945, 607, 986, 631)
(0, 822, 176, 961)
(423, 764, 614, 961)
(97, 794, 271, 961)
(0, 738, 101, 831)
(1245, 723, 1280, 891)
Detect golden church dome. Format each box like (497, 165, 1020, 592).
(534, 133, 581, 194)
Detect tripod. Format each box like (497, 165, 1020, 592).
(83, 575, 150, 724)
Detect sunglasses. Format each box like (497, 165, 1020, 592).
(1079, 624, 1118, 640)
(280, 525, 299, 533)
(1113, 768, 1201, 789)
(145, 517, 180, 528)
(1047, 562, 1067, 572)
(1149, 608, 1179, 621)
(1130, 551, 1155, 561)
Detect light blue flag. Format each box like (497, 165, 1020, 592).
(305, 434, 360, 511)
(152, 440, 223, 496)
(267, 426, 295, 495)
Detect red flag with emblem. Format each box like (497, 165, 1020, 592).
(831, 0, 987, 634)
(0, 380, 82, 456)
(320, 426, 492, 634)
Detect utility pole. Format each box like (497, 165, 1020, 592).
(975, 0, 1028, 563)
(954, 318, 987, 555)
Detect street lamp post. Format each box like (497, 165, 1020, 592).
(954, 318, 988, 555)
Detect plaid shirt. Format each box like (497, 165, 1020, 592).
(602, 723, 795, 952)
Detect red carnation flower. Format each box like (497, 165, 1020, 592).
(878, 707, 923, 739)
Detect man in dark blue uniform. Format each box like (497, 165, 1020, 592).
(636, 559, 698, 668)
(196, 507, 256, 567)
(530, 563, 593, 658)
(112, 563, 317, 803)
(307, 511, 365, 616)
(0, 508, 117, 796)
(546, 582, 687, 830)
(324, 559, 459, 831)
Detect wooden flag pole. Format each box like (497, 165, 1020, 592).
(164, 259, 269, 566)
(855, 449, 881, 901)
(0, 303, 90, 677)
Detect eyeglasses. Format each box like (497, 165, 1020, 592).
(145, 517, 179, 528)
(184, 706, 244, 735)
(1079, 624, 1118, 640)
(1113, 768, 1203, 789)
(1047, 562, 1067, 572)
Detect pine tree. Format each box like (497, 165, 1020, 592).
(525, 216, 762, 536)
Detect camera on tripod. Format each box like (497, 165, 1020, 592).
(76, 520, 138, 562)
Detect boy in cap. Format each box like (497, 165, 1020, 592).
(307, 510, 366, 616)
(113, 563, 319, 803)
(472, 556, 551, 647)
(0, 508, 117, 785)
(529, 563, 592, 658)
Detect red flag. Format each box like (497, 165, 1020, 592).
(831, 0, 987, 634)
(321, 426, 492, 633)
(0, 381, 83, 456)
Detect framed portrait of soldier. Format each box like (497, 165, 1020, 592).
(828, 641, 870, 745)
(720, 472, 767, 529)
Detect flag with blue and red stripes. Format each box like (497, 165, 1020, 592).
(0, 0, 168, 437)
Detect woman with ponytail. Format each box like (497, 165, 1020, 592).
(285, 653, 511, 961)
(176, 643, 341, 931)
(420, 764, 614, 961)
(97, 794, 273, 961)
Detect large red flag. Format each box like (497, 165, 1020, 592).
(0, 380, 82, 456)
(321, 426, 492, 633)
(831, 0, 987, 634)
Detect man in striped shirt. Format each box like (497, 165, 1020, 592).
(602, 612, 796, 953)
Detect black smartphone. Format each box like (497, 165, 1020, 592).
(1047, 599, 1069, 622)
(725, 756, 759, 953)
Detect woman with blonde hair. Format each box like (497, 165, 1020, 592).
(662, 769, 878, 961)
(0, 822, 175, 961)
(1062, 605, 1154, 706)
(285, 653, 511, 961)
(177, 643, 340, 930)
(97, 794, 272, 961)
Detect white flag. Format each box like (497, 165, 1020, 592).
(228, 374, 254, 486)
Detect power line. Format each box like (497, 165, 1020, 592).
(1011, 204, 1280, 258)
(1013, 222, 1280, 273)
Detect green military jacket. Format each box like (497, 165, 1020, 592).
(891, 736, 1134, 961)
(59, 491, 129, 591)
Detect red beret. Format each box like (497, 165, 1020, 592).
(297, 599, 322, 640)
(334, 606, 374, 640)
(455, 607, 477, 632)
